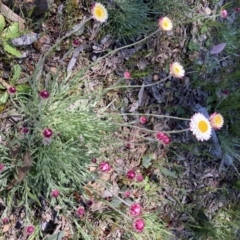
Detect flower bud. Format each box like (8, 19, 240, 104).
(162, 135, 171, 145)
(127, 170, 136, 180)
(39, 90, 50, 99)
(0, 164, 4, 172)
(76, 207, 85, 217)
(156, 132, 165, 141)
(129, 203, 142, 217)
(133, 218, 145, 232)
(72, 39, 80, 47)
(8, 86, 16, 94)
(43, 128, 53, 138)
(123, 190, 131, 198)
(51, 189, 60, 198)
(136, 174, 144, 182)
(220, 9, 227, 18)
(99, 161, 112, 173)
(124, 71, 131, 79)
(139, 116, 147, 124)
(26, 225, 35, 235)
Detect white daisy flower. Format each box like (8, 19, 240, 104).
(209, 112, 224, 130)
(170, 62, 185, 78)
(190, 113, 212, 141)
(92, 2, 108, 23)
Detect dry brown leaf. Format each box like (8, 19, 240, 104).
(3, 150, 32, 191)
(2, 224, 11, 233)
(15, 151, 32, 182)
(0, 2, 25, 30)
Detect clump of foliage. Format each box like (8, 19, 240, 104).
(100, 0, 152, 42)
(0, 64, 30, 106)
(0, 15, 22, 57)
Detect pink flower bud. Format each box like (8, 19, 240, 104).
(91, 158, 97, 163)
(139, 116, 147, 124)
(39, 90, 50, 99)
(125, 142, 131, 149)
(124, 71, 131, 79)
(26, 225, 35, 235)
(222, 89, 229, 95)
(133, 218, 145, 232)
(87, 200, 93, 206)
(220, 9, 227, 18)
(51, 189, 60, 198)
(8, 86, 16, 94)
(22, 127, 29, 134)
(123, 190, 131, 198)
(0, 164, 4, 172)
(156, 132, 165, 141)
(43, 128, 53, 138)
(129, 203, 142, 217)
(76, 207, 85, 217)
(162, 135, 171, 145)
(127, 170, 136, 180)
(99, 161, 112, 173)
(72, 39, 80, 47)
(236, 7, 240, 12)
(2, 217, 8, 224)
(136, 174, 144, 182)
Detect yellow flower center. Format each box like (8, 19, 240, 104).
(198, 120, 208, 133)
(173, 66, 180, 74)
(95, 8, 103, 18)
(164, 21, 169, 28)
(214, 116, 221, 125)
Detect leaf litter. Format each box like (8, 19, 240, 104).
(0, 0, 239, 239)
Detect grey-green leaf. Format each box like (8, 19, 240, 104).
(3, 42, 22, 57)
(2, 22, 20, 39)
(0, 15, 6, 33)
(0, 92, 9, 104)
(44, 231, 65, 240)
(11, 64, 21, 84)
(159, 166, 178, 179)
(109, 197, 122, 208)
(142, 154, 153, 168)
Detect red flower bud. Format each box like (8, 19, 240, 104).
(99, 161, 112, 173)
(139, 116, 147, 124)
(127, 170, 136, 180)
(39, 90, 50, 99)
(129, 203, 142, 217)
(26, 225, 35, 235)
(133, 218, 145, 232)
(43, 128, 53, 138)
(124, 71, 131, 79)
(8, 86, 16, 94)
(51, 189, 60, 198)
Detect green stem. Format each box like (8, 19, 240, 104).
(121, 113, 190, 121)
(118, 123, 190, 134)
